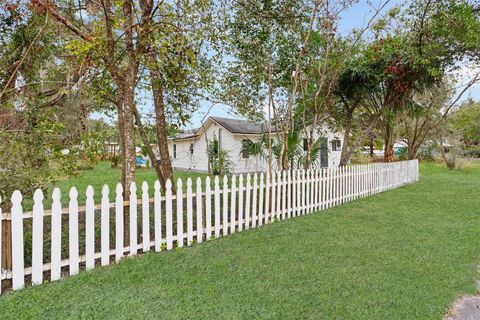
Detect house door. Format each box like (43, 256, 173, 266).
(320, 137, 328, 167)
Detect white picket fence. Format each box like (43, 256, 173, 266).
(0, 160, 418, 293)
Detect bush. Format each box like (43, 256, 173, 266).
(443, 151, 470, 170)
(110, 155, 121, 168)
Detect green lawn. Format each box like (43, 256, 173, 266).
(1, 163, 479, 319)
(23, 162, 208, 210)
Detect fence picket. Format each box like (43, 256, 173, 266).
(205, 177, 212, 239)
(142, 182, 150, 252)
(154, 181, 162, 252)
(32, 189, 44, 285)
(276, 172, 281, 220)
(305, 169, 311, 214)
(287, 170, 292, 219)
(214, 176, 221, 238)
(101, 185, 110, 266)
(11, 191, 24, 290)
(282, 171, 286, 220)
(177, 179, 184, 247)
(196, 178, 203, 243)
(115, 184, 124, 261)
(129, 183, 138, 255)
(238, 175, 244, 231)
(259, 173, 264, 226)
(223, 175, 229, 235)
(265, 173, 270, 224)
(51, 188, 61, 281)
(69, 188, 79, 275)
(292, 170, 297, 217)
(187, 178, 193, 246)
(166, 179, 173, 250)
(245, 174, 251, 229)
(86, 187, 96, 268)
(271, 172, 276, 222)
(301, 170, 306, 215)
(252, 174, 258, 227)
(230, 175, 236, 233)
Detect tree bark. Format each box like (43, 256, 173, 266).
(339, 108, 354, 166)
(148, 52, 175, 191)
(132, 107, 166, 189)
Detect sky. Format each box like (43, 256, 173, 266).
(94, 0, 480, 129)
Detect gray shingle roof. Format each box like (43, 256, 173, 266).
(170, 116, 273, 140)
(210, 116, 268, 134)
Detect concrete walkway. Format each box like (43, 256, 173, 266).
(445, 296, 480, 320)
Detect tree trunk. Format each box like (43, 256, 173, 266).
(148, 53, 175, 191)
(383, 121, 395, 162)
(339, 109, 354, 166)
(132, 107, 166, 189)
(384, 133, 395, 162)
(407, 144, 418, 160)
(122, 81, 137, 193)
(116, 96, 127, 190)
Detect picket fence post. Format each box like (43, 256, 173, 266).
(32, 189, 44, 285)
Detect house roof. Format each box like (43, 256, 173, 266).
(170, 116, 272, 140)
(209, 116, 269, 134)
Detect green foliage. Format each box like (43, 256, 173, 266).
(207, 135, 233, 175)
(449, 100, 480, 150)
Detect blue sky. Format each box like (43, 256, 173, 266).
(95, 0, 480, 128)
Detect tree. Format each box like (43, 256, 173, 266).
(370, 0, 480, 161)
(449, 99, 480, 156)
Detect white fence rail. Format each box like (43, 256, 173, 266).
(0, 160, 419, 293)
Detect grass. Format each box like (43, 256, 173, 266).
(22, 162, 208, 210)
(1, 162, 479, 319)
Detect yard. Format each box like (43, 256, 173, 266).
(22, 162, 208, 210)
(0, 162, 479, 319)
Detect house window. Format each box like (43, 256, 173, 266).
(190, 143, 194, 155)
(242, 139, 250, 159)
(173, 144, 177, 159)
(303, 138, 308, 151)
(331, 138, 341, 151)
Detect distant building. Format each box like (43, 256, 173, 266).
(164, 116, 344, 173)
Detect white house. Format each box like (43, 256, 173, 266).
(166, 116, 343, 173)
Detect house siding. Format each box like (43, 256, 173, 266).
(163, 118, 343, 173)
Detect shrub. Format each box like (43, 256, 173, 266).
(110, 155, 121, 168)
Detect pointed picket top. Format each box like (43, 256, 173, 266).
(102, 184, 110, 197)
(166, 179, 172, 190)
(196, 177, 202, 189)
(206, 175, 211, 187)
(86, 185, 94, 198)
(246, 173, 251, 184)
(187, 177, 192, 189)
(272, 171, 276, 183)
(52, 188, 61, 210)
(142, 181, 149, 195)
(69, 187, 78, 201)
(253, 172, 258, 182)
(231, 174, 236, 184)
(214, 175, 220, 186)
(33, 189, 44, 203)
(154, 180, 161, 193)
(260, 172, 264, 182)
(177, 177, 183, 190)
(223, 175, 228, 185)
(115, 183, 123, 196)
(11, 190, 22, 206)
(129, 182, 136, 194)
(239, 173, 244, 184)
